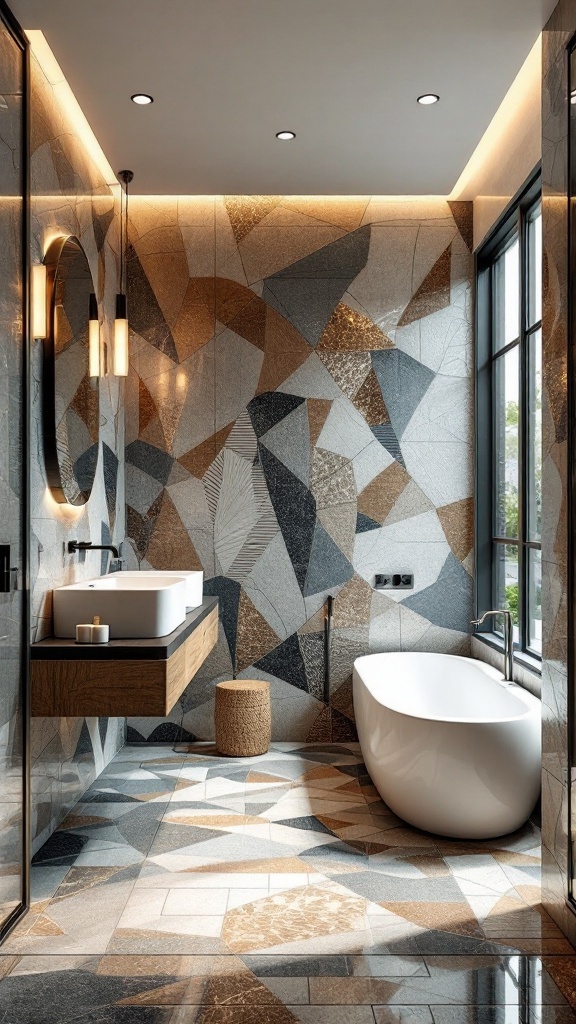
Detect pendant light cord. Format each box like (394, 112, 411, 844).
(118, 170, 134, 299)
(124, 176, 129, 295)
(121, 180, 125, 295)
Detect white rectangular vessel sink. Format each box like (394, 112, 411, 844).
(53, 576, 187, 639)
(118, 570, 203, 610)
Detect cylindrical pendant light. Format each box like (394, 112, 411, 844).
(114, 168, 134, 376)
(114, 294, 129, 376)
(31, 263, 47, 339)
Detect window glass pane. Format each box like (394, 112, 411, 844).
(527, 206, 542, 328)
(528, 548, 542, 654)
(528, 328, 542, 541)
(494, 542, 520, 644)
(494, 345, 519, 539)
(494, 236, 520, 351)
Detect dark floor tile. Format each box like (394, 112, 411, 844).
(83, 793, 143, 804)
(0, 969, 180, 1024)
(31, 832, 89, 866)
(241, 955, 352, 977)
(73, 1010, 174, 1024)
(410, 933, 520, 956)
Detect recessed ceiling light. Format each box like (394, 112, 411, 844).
(276, 130, 296, 140)
(417, 94, 440, 105)
(131, 93, 153, 105)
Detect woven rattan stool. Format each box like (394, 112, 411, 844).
(215, 680, 271, 757)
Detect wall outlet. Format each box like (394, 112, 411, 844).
(375, 573, 414, 590)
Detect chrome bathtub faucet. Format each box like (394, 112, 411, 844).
(471, 609, 514, 682)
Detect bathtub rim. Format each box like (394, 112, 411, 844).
(353, 651, 541, 727)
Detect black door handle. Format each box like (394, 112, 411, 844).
(0, 546, 16, 593)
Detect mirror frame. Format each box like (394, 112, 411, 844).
(41, 234, 100, 505)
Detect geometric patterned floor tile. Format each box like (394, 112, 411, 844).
(10, 740, 563, 1003)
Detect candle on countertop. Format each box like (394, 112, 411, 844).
(75, 615, 110, 643)
(91, 614, 110, 644)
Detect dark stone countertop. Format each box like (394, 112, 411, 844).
(30, 598, 219, 661)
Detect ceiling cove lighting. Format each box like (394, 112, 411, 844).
(131, 93, 153, 105)
(26, 32, 117, 187)
(114, 169, 133, 377)
(417, 94, 440, 105)
(276, 130, 296, 140)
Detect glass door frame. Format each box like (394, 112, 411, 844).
(0, 0, 30, 943)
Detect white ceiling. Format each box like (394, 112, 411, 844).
(11, 0, 556, 195)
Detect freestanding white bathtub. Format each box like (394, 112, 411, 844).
(353, 652, 541, 840)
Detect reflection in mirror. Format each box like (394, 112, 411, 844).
(43, 236, 100, 505)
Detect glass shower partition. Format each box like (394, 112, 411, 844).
(0, 2, 28, 938)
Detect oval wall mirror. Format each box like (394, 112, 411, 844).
(42, 235, 100, 505)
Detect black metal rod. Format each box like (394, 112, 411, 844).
(323, 595, 334, 706)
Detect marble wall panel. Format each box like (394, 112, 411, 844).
(541, 0, 576, 947)
(124, 197, 474, 743)
(29, 52, 124, 852)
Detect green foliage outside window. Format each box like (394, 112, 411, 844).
(504, 399, 519, 537)
(504, 583, 519, 625)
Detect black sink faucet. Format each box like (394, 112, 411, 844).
(68, 540, 120, 559)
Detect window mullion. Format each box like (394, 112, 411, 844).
(477, 172, 541, 665)
(518, 204, 528, 655)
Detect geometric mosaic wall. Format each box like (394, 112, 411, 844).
(125, 195, 474, 743)
(29, 52, 124, 852)
(540, 3, 576, 947)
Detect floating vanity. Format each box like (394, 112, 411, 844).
(31, 598, 218, 718)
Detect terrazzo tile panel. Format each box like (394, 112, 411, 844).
(29, 51, 124, 850)
(124, 197, 474, 743)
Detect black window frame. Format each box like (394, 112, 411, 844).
(475, 169, 542, 670)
